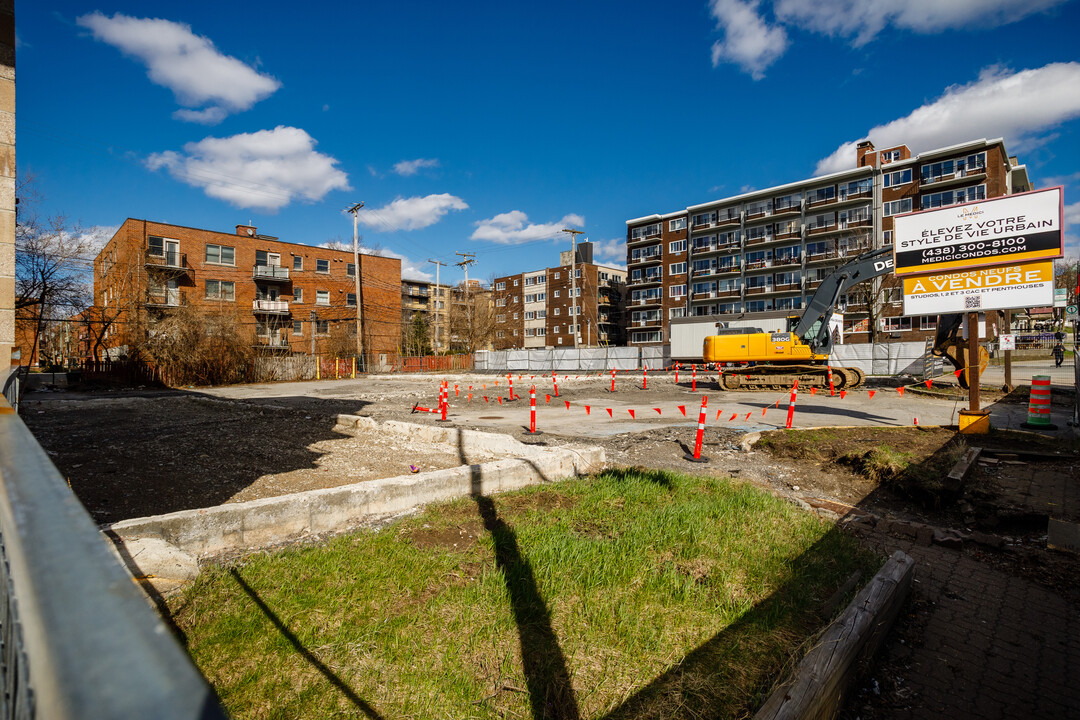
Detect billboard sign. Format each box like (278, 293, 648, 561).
(893, 186, 1063, 276)
(902, 260, 1054, 315)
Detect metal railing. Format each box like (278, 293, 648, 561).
(253, 265, 290, 281)
(3, 366, 25, 414)
(0, 401, 225, 718)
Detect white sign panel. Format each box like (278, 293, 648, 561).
(893, 187, 1063, 276)
(902, 261, 1055, 315)
(999, 334, 1016, 351)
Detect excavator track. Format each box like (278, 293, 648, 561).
(717, 364, 866, 391)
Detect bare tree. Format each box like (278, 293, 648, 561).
(447, 282, 495, 352)
(139, 303, 255, 385)
(15, 178, 94, 366)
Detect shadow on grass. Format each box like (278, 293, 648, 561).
(230, 568, 386, 720)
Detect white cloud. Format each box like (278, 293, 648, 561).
(374, 248, 434, 282)
(471, 211, 585, 244)
(146, 126, 350, 212)
(709, 0, 788, 80)
(815, 63, 1080, 175)
(393, 158, 440, 176)
(358, 194, 468, 232)
(592, 238, 627, 269)
(774, 0, 1068, 46)
(82, 225, 120, 256)
(77, 12, 280, 123)
(1065, 202, 1080, 228)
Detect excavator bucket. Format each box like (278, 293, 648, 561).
(939, 344, 989, 389)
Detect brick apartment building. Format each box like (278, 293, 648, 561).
(93, 219, 401, 361)
(492, 243, 626, 349)
(626, 138, 1033, 347)
(401, 278, 493, 353)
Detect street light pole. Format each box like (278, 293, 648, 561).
(347, 202, 365, 368)
(562, 227, 584, 347)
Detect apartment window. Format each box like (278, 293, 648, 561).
(692, 211, 715, 226)
(553, 272, 560, 280)
(920, 185, 986, 210)
(512, 296, 519, 303)
(883, 168, 912, 187)
(316, 320, 329, 335)
(316, 290, 330, 306)
(525, 311, 536, 320)
(513, 279, 519, 286)
(554, 290, 560, 298)
(554, 308, 561, 316)
(347, 263, 356, 277)
(881, 317, 913, 332)
(495, 281, 507, 291)
(883, 230, 894, 244)
(575, 269, 581, 279)
(204, 280, 235, 301)
(670, 284, 686, 297)
(293, 321, 303, 336)
(631, 331, 662, 343)
(669, 262, 687, 275)
(669, 217, 687, 231)
(513, 312, 519, 320)
(512, 330, 518, 337)
(535, 327, 546, 337)
(881, 149, 901, 163)
(497, 314, 506, 323)
(630, 223, 661, 240)
(497, 331, 506, 339)
(920, 316, 938, 331)
(525, 328, 534, 337)
(669, 239, 687, 254)
(316, 258, 330, 274)
(148, 236, 165, 256)
(293, 288, 303, 303)
(525, 294, 536, 303)
(537, 310, 546, 319)
(293, 256, 303, 271)
(205, 244, 235, 266)
(496, 298, 506, 307)
(537, 292, 546, 301)
(883, 198, 913, 217)
(669, 307, 687, 319)
(347, 293, 357, 307)
(552, 326, 560, 334)
(524, 277, 535, 286)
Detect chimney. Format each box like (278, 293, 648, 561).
(856, 140, 877, 168)
(236, 224, 257, 237)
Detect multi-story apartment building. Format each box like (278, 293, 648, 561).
(94, 219, 401, 360)
(626, 138, 1032, 347)
(401, 278, 494, 353)
(492, 243, 626, 349)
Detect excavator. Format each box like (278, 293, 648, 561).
(702, 246, 988, 390)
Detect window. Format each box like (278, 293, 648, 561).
(525, 328, 534, 337)
(316, 320, 329, 335)
(293, 288, 303, 303)
(205, 280, 235, 301)
(775, 193, 801, 211)
(881, 149, 901, 163)
(537, 310, 546, 319)
(513, 330, 519, 337)
(631, 331, 662, 343)
(347, 293, 357, 307)
(496, 331, 506, 339)
(316, 290, 330, 306)
(497, 314, 506, 323)
(524, 277, 535, 286)
(496, 298, 506, 307)
(883, 168, 912, 187)
(536, 275, 546, 284)
(293, 256, 303, 271)
(293, 321, 303, 336)
(575, 269, 581, 279)
(513, 312, 519, 320)
(883, 230, 894, 244)
(669, 262, 687, 275)
(920, 316, 938, 331)
(920, 185, 986, 210)
(347, 263, 356, 277)
(535, 327, 546, 337)
(554, 308, 561, 316)
(554, 272, 560, 280)
(552, 326, 560, 334)
(669, 239, 687, 254)
(554, 290, 560, 298)
(525, 311, 536, 320)
(525, 294, 536, 303)
(883, 198, 912, 216)
(148, 236, 164, 256)
(670, 284, 686, 297)
(205, 244, 235, 266)
(692, 211, 716, 227)
(513, 279, 519, 286)
(496, 281, 506, 290)
(630, 223, 661, 239)
(537, 292, 546, 301)
(881, 317, 913, 332)
(669, 217, 687, 231)
(669, 307, 687, 319)
(315, 258, 329, 273)
(511, 296, 518, 303)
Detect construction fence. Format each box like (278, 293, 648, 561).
(474, 346, 671, 373)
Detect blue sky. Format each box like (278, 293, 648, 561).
(17, 1, 1080, 285)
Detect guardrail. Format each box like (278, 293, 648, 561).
(0, 392, 225, 718)
(3, 366, 25, 414)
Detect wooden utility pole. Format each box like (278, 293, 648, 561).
(563, 228, 584, 347)
(346, 202, 365, 367)
(456, 252, 476, 351)
(428, 259, 447, 353)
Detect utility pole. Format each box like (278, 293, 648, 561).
(346, 202, 365, 368)
(456, 252, 476, 351)
(428, 259, 447, 353)
(310, 309, 317, 357)
(563, 228, 584, 347)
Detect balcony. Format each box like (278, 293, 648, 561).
(144, 250, 191, 274)
(773, 255, 801, 268)
(716, 210, 741, 226)
(145, 293, 180, 308)
(807, 189, 838, 208)
(745, 285, 773, 295)
(773, 281, 801, 292)
(253, 299, 290, 314)
(744, 260, 773, 271)
(628, 252, 663, 265)
(253, 265, 290, 281)
(717, 264, 740, 274)
(744, 206, 772, 221)
(631, 318, 663, 328)
(254, 335, 291, 349)
(692, 267, 716, 278)
(920, 168, 986, 189)
(715, 288, 741, 298)
(629, 273, 663, 287)
(744, 233, 774, 246)
(692, 290, 716, 300)
(632, 296, 663, 307)
(772, 200, 802, 216)
(628, 229, 662, 246)
(835, 189, 873, 206)
(773, 228, 801, 241)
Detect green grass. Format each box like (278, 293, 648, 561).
(169, 469, 880, 719)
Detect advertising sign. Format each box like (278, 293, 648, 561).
(893, 187, 1063, 276)
(902, 261, 1054, 315)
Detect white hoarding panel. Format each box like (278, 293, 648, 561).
(902, 261, 1054, 315)
(607, 347, 639, 370)
(528, 349, 553, 371)
(506, 350, 529, 370)
(893, 186, 1063, 276)
(579, 348, 607, 371)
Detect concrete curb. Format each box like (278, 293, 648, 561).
(755, 550, 914, 719)
(105, 417, 605, 562)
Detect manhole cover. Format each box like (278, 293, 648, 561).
(479, 416, 504, 419)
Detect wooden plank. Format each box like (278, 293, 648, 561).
(755, 550, 914, 720)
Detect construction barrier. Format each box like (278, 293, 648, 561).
(1022, 375, 1056, 429)
(686, 395, 709, 463)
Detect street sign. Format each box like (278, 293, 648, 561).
(902, 260, 1055, 315)
(1067, 305, 1078, 319)
(1000, 334, 1016, 351)
(892, 186, 1064, 276)
(1055, 288, 1068, 308)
